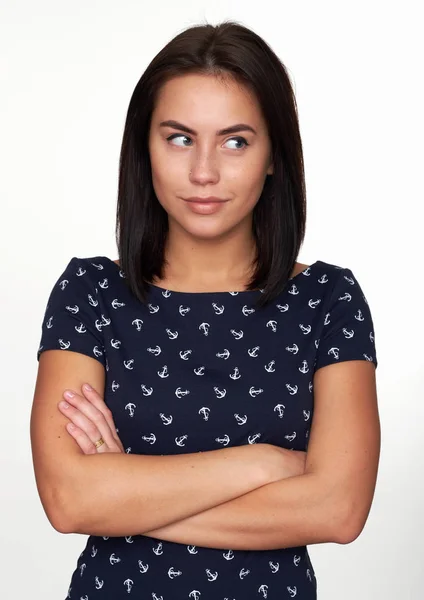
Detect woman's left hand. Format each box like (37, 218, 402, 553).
(58, 384, 125, 454)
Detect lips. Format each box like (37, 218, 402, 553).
(184, 196, 228, 203)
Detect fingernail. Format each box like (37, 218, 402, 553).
(60, 401, 69, 409)
(64, 390, 74, 399)
(83, 383, 92, 391)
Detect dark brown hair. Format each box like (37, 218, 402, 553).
(116, 19, 306, 309)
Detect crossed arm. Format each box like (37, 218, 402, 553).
(142, 361, 380, 550)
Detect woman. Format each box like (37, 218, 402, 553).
(31, 20, 380, 600)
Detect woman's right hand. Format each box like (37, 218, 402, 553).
(256, 444, 308, 483)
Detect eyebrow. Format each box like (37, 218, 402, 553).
(159, 120, 257, 136)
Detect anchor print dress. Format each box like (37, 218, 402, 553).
(36, 256, 378, 600)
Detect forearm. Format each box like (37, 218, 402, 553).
(143, 473, 346, 550)
(61, 446, 269, 536)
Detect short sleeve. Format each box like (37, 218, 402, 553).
(36, 257, 106, 367)
(314, 267, 378, 372)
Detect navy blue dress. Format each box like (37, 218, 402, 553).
(37, 256, 378, 599)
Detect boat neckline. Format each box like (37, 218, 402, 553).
(101, 256, 323, 296)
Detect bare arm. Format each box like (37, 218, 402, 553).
(142, 361, 380, 550)
(31, 350, 272, 536)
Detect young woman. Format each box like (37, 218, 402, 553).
(31, 20, 380, 600)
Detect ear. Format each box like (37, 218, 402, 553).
(266, 161, 274, 175)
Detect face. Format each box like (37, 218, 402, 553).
(148, 73, 273, 240)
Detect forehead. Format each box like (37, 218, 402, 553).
(152, 73, 265, 124)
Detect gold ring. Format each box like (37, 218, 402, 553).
(94, 437, 105, 449)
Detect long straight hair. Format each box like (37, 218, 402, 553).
(116, 20, 306, 309)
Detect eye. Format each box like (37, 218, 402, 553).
(166, 134, 192, 147)
(224, 136, 249, 150)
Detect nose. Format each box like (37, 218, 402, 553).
(189, 151, 220, 185)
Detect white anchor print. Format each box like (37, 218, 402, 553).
(248, 345, 260, 357)
(179, 304, 191, 316)
(152, 593, 164, 600)
(138, 559, 149, 573)
(141, 433, 156, 444)
(355, 309, 365, 321)
(166, 328, 178, 339)
(328, 347, 340, 360)
(285, 432, 297, 442)
(187, 545, 198, 554)
(148, 303, 160, 313)
(76, 267, 86, 276)
(248, 433, 261, 444)
(274, 404, 285, 418)
(298, 360, 309, 374)
(168, 566, 182, 578)
(90, 262, 104, 270)
(269, 561, 279, 573)
(342, 327, 355, 338)
(132, 318, 143, 331)
(288, 284, 299, 295)
(212, 301, 225, 314)
(111, 298, 125, 309)
(266, 320, 277, 332)
(65, 304, 79, 314)
(76, 323, 87, 334)
(111, 380, 120, 392)
(93, 346, 103, 359)
(91, 545, 97, 557)
(123, 578, 133, 593)
(216, 348, 230, 359)
(205, 568, 218, 581)
(199, 407, 210, 421)
(230, 328, 244, 339)
(229, 366, 241, 380)
(258, 583, 268, 597)
(287, 585, 298, 597)
(175, 387, 190, 398)
(308, 298, 321, 308)
(111, 338, 121, 349)
(125, 402, 136, 417)
(124, 359, 135, 370)
(215, 434, 230, 446)
(141, 384, 153, 396)
(194, 366, 205, 375)
(299, 323, 311, 334)
(223, 550, 234, 560)
(276, 302, 289, 312)
(179, 349, 192, 360)
(264, 359, 276, 372)
(306, 568, 312, 581)
(58, 339, 71, 350)
(318, 273, 329, 284)
(175, 435, 188, 447)
(214, 386, 227, 398)
(293, 555, 301, 566)
(94, 576, 104, 589)
(286, 343, 299, 354)
(339, 291, 352, 302)
(242, 304, 255, 316)
(79, 563, 86, 576)
(158, 365, 169, 377)
(188, 591, 200, 600)
(147, 345, 161, 356)
(239, 567, 250, 579)
(286, 383, 298, 395)
(153, 541, 163, 555)
(199, 322, 210, 335)
(125, 536, 134, 543)
(109, 553, 121, 565)
(249, 386, 263, 397)
(303, 409, 311, 421)
(234, 413, 247, 425)
(88, 293, 98, 307)
(80, 595, 88, 600)
(160, 412, 173, 425)
(98, 277, 109, 289)
(59, 277, 69, 291)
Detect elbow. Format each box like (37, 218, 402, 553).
(332, 498, 366, 545)
(41, 482, 79, 534)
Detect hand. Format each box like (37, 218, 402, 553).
(58, 384, 125, 454)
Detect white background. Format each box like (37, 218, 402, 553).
(1, 1, 423, 598)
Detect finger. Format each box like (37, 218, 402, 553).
(66, 423, 98, 454)
(80, 384, 124, 449)
(59, 394, 117, 450)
